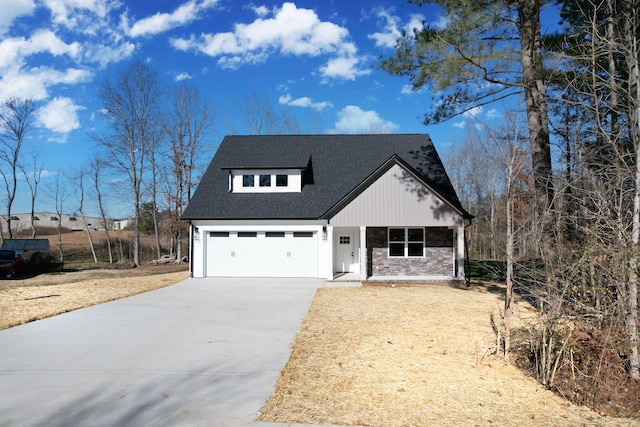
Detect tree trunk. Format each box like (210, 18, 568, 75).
(56, 222, 64, 262)
(82, 214, 98, 264)
(134, 200, 141, 267)
(150, 141, 162, 260)
(93, 159, 113, 264)
(517, 0, 557, 312)
(504, 169, 515, 360)
(624, 0, 640, 379)
(78, 172, 97, 264)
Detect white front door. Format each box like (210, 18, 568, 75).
(335, 233, 356, 273)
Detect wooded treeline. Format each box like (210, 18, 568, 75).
(382, 0, 640, 414)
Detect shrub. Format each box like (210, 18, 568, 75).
(27, 251, 63, 274)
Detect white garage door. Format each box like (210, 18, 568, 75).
(205, 231, 318, 277)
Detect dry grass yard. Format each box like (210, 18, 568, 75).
(260, 282, 640, 427)
(0, 229, 189, 330)
(3, 255, 639, 426)
(0, 266, 188, 330)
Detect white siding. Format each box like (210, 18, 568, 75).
(330, 164, 463, 227)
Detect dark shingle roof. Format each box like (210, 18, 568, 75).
(183, 134, 471, 220)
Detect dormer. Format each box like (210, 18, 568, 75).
(222, 153, 313, 194)
(228, 169, 303, 193)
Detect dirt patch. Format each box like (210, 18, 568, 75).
(260, 282, 639, 427)
(0, 265, 189, 330)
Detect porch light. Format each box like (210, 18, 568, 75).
(322, 226, 327, 240)
(193, 226, 200, 241)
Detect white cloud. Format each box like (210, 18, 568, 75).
(406, 14, 425, 33)
(330, 105, 398, 134)
(175, 72, 192, 81)
(431, 13, 450, 30)
(0, 30, 80, 70)
(319, 55, 370, 81)
(485, 108, 501, 119)
(42, 0, 119, 31)
(127, 0, 218, 38)
(170, 2, 367, 81)
(400, 84, 427, 96)
(36, 96, 83, 136)
(278, 94, 332, 111)
(368, 9, 402, 48)
(0, 66, 92, 101)
(248, 4, 269, 17)
(82, 41, 135, 68)
(463, 106, 483, 119)
(368, 10, 424, 49)
(452, 106, 502, 129)
(0, 0, 35, 35)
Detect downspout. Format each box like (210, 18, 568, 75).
(188, 220, 194, 278)
(464, 219, 472, 287)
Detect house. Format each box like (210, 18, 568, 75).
(182, 134, 472, 281)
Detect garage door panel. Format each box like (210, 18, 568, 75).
(206, 231, 317, 277)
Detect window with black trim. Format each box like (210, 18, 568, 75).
(259, 174, 271, 187)
(266, 231, 285, 237)
(238, 231, 257, 237)
(388, 228, 424, 257)
(243, 175, 254, 187)
(276, 174, 288, 187)
(210, 232, 229, 237)
(293, 231, 313, 238)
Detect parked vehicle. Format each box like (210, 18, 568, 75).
(0, 249, 27, 278)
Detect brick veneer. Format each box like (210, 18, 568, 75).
(366, 227, 454, 277)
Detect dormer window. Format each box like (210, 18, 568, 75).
(229, 169, 302, 193)
(243, 175, 254, 187)
(259, 174, 271, 187)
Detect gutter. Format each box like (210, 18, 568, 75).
(464, 219, 473, 287)
(188, 220, 194, 278)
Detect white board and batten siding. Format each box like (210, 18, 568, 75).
(190, 220, 328, 278)
(329, 164, 465, 228)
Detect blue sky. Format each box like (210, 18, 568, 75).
(1, 0, 502, 218)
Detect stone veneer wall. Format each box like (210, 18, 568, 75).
(366, 227, 454, 277)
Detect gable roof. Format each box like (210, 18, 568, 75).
(182, 134, 472, 220)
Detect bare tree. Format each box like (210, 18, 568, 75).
(0, 97, 34, 239)
(149, 130, 162, 260)
(443, 125, 506, 260)
(234, 91, 299, 135)
(620, 0, 640, 379)
(77, 168, 97, 263)
(236, 90, 274, 135)
(479, 112, 529, 360)
(90, 157, 113, 263)
(163, 83, 214, 261)
(557, 0, 640, 380)
(95, 61, 160, 267)
(19, 153, 43, 238)
(48, 172, 69, 262)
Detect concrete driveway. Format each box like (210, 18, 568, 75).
(0, 277, 325, 427)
